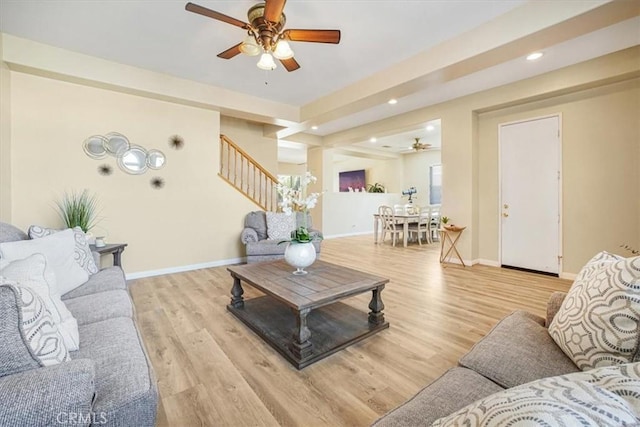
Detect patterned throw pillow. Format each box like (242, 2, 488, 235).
(0, 254, 80, 351)
(549, 252, 640, 370)
(432, 363, 640, 427)
(28, 225, 98, 275)
(0, 280, 71, 367)
(265, 212, 296, 240)
(0, 229, 90, 296)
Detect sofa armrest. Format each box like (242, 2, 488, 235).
(309, 228, 323, 240)
(545, 291, 568, 328)
(241, 228, 259, 244)
(0, 359, 96, 426)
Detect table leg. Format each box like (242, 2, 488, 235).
(368, 286, 386, 325)
(112, 249, 123, 267)
(450, 233, 466, 267)
(403, 219, 409, 247)
(230, 275, 244, 308)
(439, 230, 446, 262)
(290, 308, 313, 360)
(374, 216, 379, 244)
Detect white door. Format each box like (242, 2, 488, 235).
(500, 115, 560, 275)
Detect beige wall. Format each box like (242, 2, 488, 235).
(0, 34, 11, 221)
(9, 71, 259, 275)
(278, 162, 307, 176)
(478, 78, 640, 273)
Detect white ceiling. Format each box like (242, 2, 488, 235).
(0, 0, 525, 105)
(1, 0, 639, 165)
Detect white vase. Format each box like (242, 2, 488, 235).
(284, 242, 317, 275)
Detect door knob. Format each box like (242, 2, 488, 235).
(503, 213, 509, 217)
(503, 204, 509, 209)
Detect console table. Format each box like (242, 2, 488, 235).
(90, 243, 128, 268)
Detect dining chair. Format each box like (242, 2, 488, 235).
(408, 216, 429, 245)
(419, 205, 433, 244)
(379, 205, 403, 247)
(429, 204, 441, 242)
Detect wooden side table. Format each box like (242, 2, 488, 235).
(90, 243, 128, 268)
(439, 227, 466, 267)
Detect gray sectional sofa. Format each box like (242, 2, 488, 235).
(374, 292, 579, 425)
(0, 222, 158, 426)
(241, 210, 322, 263)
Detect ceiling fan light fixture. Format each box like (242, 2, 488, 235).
(240, 34, 260, 56)
(257, 52, 277, 70)
(273, 40, 294, 60)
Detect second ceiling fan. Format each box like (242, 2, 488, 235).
(185, 0, 341, 72)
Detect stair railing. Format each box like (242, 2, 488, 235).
(219, 134, 279, 211)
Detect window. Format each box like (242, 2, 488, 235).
(429, 165, 442, 205)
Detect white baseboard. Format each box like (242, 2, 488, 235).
(441, 258, 475, 267)
(324, 231, 373, 239)
(475, 259, 501, 267)
(560, 272, 577, 280)
(125, 257, 245, 280)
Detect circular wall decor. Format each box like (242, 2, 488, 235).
(150, 177, 165, 189)
(83, 135, 109, 159)
(104, 132, 131, 157)
(169, 135, 184, 150)
(97, 164, 113, 176)
(146, 149, 166, 170)
(117, 145, 148, 175)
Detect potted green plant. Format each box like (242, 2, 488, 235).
(55, 189, 101, 233)
(441, 216, 450, 227)
(366, 183, 385, 193)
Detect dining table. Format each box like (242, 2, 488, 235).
(373, 213, 423, 248)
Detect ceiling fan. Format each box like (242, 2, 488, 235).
(402, 138, 432, 153)
(185, 1, 341, 72)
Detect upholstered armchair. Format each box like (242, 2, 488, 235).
(241, 211, 322, 263)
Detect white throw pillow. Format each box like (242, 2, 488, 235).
(549, 251, 640, 370)
(0, 228, 89, 296)
(266, 212, 296, 240)
(432, 363, 640, 426)
(0, 280, 71, 366)
(28, 225, 98, 276)
(0, 254, 80, 351)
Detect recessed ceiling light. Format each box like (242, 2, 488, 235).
(370, 137, 377, 143)
(387, 99, 398, 105)
(311, 125, 318, 130)
(426, 125, 435, 132)
(526, 52, 543, 61)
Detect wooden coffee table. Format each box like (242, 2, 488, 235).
(227, 259, 390, 369)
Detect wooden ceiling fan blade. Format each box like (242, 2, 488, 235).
(185, 2, 248, 29)
(284, 29, 341, 44)
(264, 0, 287, 23)
(280, 57, 301, 72)
(217, 43, 243, 59)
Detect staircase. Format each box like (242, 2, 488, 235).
(219, 135, 279, 211)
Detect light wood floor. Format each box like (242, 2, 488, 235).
(129, 235, 572, 427)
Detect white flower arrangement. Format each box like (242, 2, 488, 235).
(276, 172, 322, 243)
